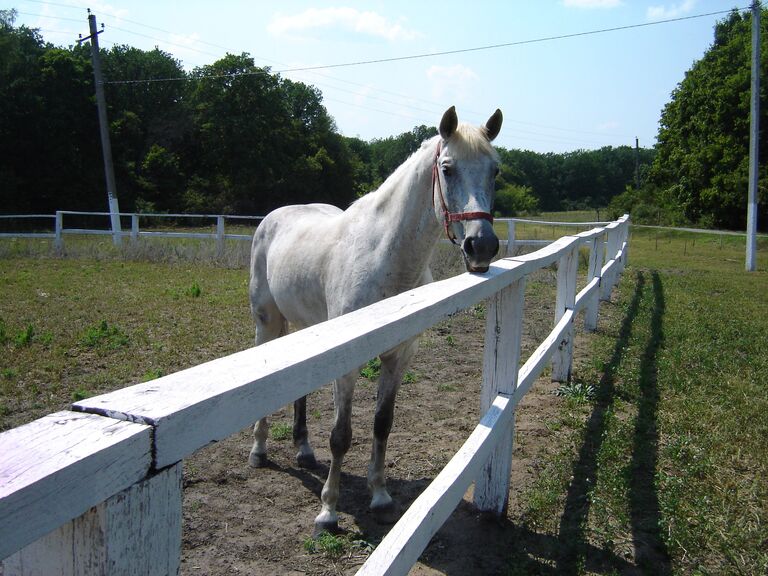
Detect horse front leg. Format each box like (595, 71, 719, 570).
(314, 371, 356, 536)
(367, 338, 418, 524)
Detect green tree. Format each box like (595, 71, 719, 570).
(651, 8, 768, 229)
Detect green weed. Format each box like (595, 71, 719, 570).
(303, 531, 374, 559)
(81, 320, 129, 349)
(554, 381, 595, 404)
(271, 422, 291, 441)
(360, 358, 381, 381)
(13, 324, 35, 347)
(142, 368, 163, 381)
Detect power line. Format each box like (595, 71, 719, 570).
(274, 7, 748, 74)
(99, 6, 747, 85)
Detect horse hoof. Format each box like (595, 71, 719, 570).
(248, 452, 269, 468)
(313, 520, 341, 538)
(296, 452, 318, 469)
(371, 500, 401, 525)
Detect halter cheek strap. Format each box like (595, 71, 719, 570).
(431, 141, 494, 245)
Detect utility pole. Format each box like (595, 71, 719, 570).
(746, 0, 760, 271)
(79, 10, 122, 246)
(634, 137, 640, 189)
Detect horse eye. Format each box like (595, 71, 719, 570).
(441, 164, 452, 176)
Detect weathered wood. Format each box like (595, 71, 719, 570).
(3, 463, 182, 576)
(473, 278, 526, 514)
(505, 220, 516, 256)
(601, 222, 621, 301)
(0, 412, 152, 560)
(584, 233, 604, 331)
(552, 245, 579, 382)
(357, 395, 512, 576)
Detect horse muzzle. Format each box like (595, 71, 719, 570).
(461, 230, 499, 273)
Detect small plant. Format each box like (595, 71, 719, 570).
(304, 531, 373, 559)
(402, 371, 417, 384)
(71, 388, 90, 401)
(81, 320, 129, 349)
(271, 422, 291, 441)
(1, 368, 17, 380)
(445, 334, 455, 346)
(360, 357, 381, 381)
(13, 324, 35, 347)
(142, 368, 163, 381)
(437, 383, 457, 393)
(554, 381, 595, 404)
(185, 281, 202, 298)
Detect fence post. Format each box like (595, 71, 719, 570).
(131, 214, 139, 244)
(552, 243, 579, 382)
(54, 211, 63, 252)
(601, 225, 620, 301)
(3, 462, 183, 576)
(216, 215, 225, 256)
(505, 220, 516, 257)
(584, 233, 604, 332)
(473, 277, 525, 515)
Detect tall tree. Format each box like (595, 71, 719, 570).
(651, 8, 768, 229)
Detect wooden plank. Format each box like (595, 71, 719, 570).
(356, 395, 512, 576)
(473, 278, 526, 514)
(4, 463, 182, 575)
(574, 277, 600, 315)
(74, 259, 530, 468)
(0, 411, 152, 560)
(584, 233, 604, 332)
(552, 246, 579, 382)
(356, 311, 572, 576)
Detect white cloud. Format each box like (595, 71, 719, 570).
(426, 64, 478, 102)
(598, 120, 620, 131)
(562, 0, 623, 8)
(268, 7, 419, 42)
(647, 0, 696, 21)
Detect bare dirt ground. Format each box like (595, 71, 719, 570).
(180, 269, 592, 575)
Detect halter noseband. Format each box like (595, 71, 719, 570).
(431, 141, 494, 245)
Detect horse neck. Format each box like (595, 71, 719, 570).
(371, 139, 442, 266)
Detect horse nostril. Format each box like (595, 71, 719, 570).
(462, 236, 476, 258)
(463, 235, 499, 262)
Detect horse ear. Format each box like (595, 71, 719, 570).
(485, 109, 503, 141)
(439, 106, 458, 140)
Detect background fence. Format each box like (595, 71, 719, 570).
(0, 214, 629, 575)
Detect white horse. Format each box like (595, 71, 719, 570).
(248, 106, 503, 535)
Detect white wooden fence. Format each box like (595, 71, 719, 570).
(0, 215, 629, 575)
(0, 211, 613, 256)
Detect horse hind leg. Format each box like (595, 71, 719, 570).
(248, 300, 289, 468)
(367, 338, 418, 524)
(293, 395, 317, 468)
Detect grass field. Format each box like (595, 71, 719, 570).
(514, 226, 768, 574)
(1, 221, 767, 574)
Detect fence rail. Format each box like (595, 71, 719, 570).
(0, 211, 606, 254)
(0, 214, 629, 575)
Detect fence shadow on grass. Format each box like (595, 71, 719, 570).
(556, 269, 671, 575)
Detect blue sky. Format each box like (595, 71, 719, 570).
(10, 0, 749, 153)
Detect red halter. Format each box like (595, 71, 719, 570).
(431, 141, 494, 245)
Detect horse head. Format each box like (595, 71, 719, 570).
(433, 106, 503, 273)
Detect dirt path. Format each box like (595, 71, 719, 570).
(180, 286, 579, 575)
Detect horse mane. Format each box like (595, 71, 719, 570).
(351, 122, 498, 209)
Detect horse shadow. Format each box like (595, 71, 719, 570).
(266, 270, 670, 574)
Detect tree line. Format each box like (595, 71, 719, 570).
(7, 8, 762, 232)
